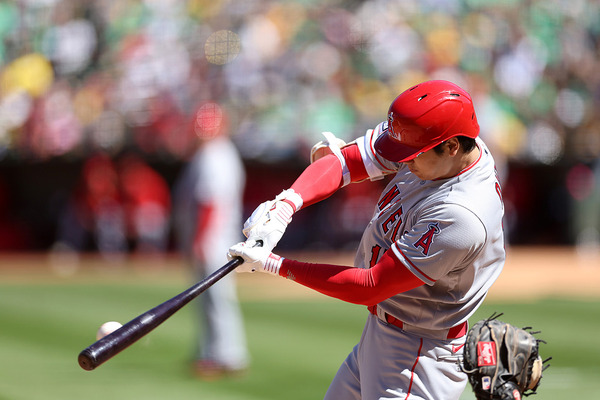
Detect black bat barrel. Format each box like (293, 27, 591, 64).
(78, 257, 243, 371)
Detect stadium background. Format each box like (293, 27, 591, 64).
(0, 0, 599, 253)
(1, 1, 599, 399)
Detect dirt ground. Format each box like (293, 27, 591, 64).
(1, 246, 599, 301)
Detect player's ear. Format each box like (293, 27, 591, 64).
(446, 138, 460, 156)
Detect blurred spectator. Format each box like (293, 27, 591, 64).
(0, 0, 597, 165)
(23, 80, 83, 159)
(54, 151, 171, 257)
(54, 152, 126, 258)
(172, 102, 249, 379)
(41, 0, 98, 77)
(0, 177, 31, 250)
(1, 0, 599, 249)
(117, 153, 171, 254)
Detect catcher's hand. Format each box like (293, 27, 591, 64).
(461, 313, 551, 400)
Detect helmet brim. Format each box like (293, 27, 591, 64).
(374, 132, 429, 163)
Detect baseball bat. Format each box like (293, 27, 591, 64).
(78, 256, 243, 371)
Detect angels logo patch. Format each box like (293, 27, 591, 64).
(413, 223, 440, 255)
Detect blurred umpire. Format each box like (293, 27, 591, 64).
(173, 102, 249, 379)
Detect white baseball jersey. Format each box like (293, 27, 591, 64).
(352, 121, 505, 331)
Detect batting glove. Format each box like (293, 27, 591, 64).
(228, 239, 283, 274)
(242, 189, 303, 252)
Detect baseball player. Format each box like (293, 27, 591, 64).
(229, 80, 505, 399)
(173, 103, 249, 378)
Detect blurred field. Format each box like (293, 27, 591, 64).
(0, 246, 599, 400)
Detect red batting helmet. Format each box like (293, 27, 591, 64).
(374, 80, 479, 162)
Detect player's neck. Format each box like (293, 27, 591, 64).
(455, 146, 481, 176)
(437, 145, 481, 180)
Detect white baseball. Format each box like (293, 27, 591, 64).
(96, 321, 123, 340)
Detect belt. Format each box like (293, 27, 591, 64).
(367, 305, 468, 340)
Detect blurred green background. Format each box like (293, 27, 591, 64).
(0, 255, 598, 400)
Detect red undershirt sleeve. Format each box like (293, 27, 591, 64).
(278, 249, 425, 305)
(290, 144, 369, 208)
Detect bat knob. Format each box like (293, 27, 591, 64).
(78, 349, 97, 371)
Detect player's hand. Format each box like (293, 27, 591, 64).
(242, 189, 303, 252)
(228, 239, 283, 275)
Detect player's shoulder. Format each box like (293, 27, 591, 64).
(418, 188, 480, 218)
(419, 161, 499, 216)
(438, 153, 504, 226)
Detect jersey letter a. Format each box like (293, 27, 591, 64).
(413, 223, 440, 255)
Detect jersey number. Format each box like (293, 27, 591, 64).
(369, 245, 383, 268)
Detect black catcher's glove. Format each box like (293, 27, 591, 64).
(462, 314, 551, 400)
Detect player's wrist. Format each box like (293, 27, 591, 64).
(263, 253, 284, 275)
(276, 189, 303, 212)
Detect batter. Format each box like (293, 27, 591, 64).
(230, 80, 505, 399)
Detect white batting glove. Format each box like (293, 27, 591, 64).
(228, 239, 284, 274)
(242, 189, 303, 252)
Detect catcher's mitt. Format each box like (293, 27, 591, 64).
(461, 313, 551, 400)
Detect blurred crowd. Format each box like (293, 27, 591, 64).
(0, 0, 599, 254)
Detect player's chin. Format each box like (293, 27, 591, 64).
(407, 167, 424, 179)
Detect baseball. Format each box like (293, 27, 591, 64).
(96, 321, 122, 340)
